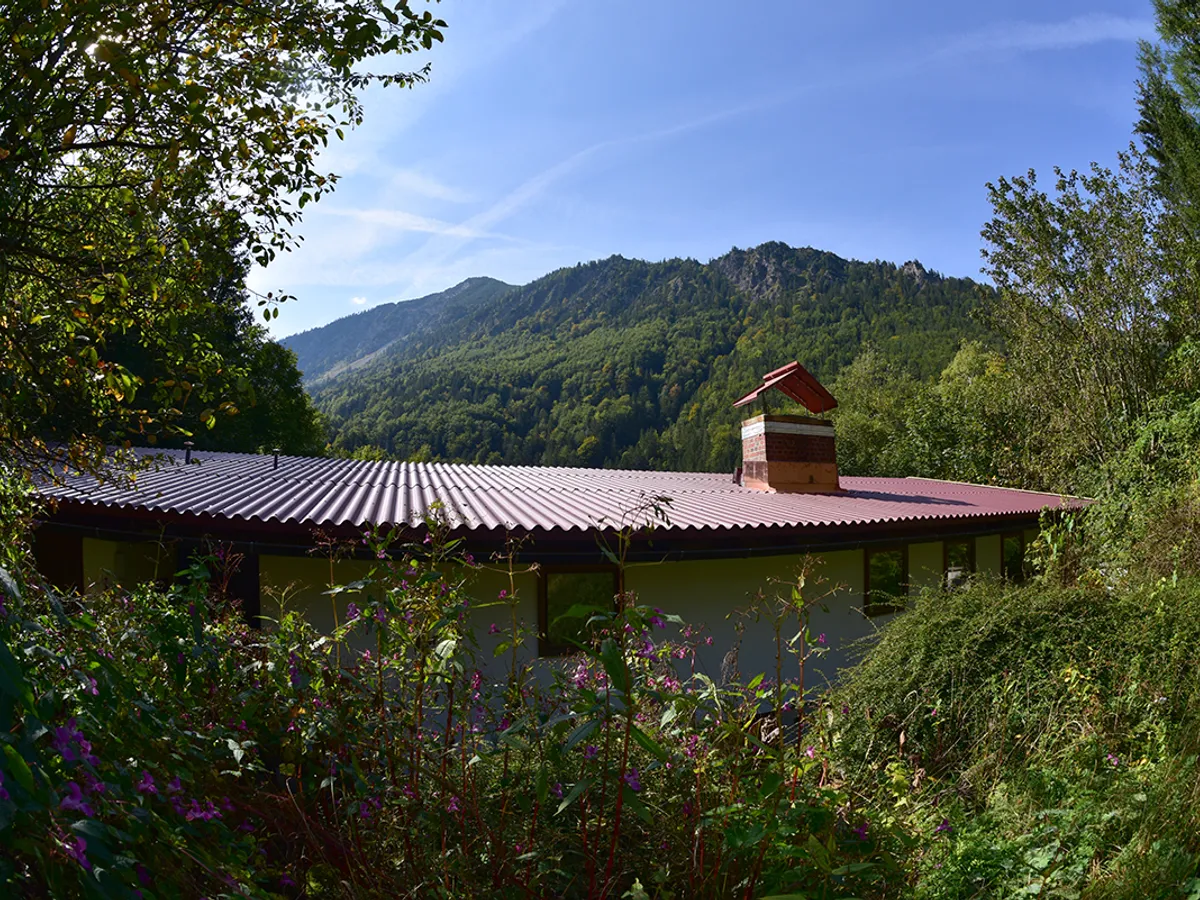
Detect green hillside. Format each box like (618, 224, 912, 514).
(307, 242, 992, 470)
(282, 276, 513, 385)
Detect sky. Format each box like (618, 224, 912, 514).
(254, 0, 1158, 339)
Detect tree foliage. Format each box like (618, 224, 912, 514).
(0, 0, 444, 470)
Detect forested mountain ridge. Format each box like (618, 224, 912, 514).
(308, 242, 992, 470)
(282, 276, 513, 385)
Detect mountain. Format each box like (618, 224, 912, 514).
(282, 276, 513, 384)
(304, 243, 992, 471)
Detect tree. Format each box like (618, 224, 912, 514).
(1137, 0, 1200, 234)
(980, 151, 1200, 491)
(0, 0, 444, 473)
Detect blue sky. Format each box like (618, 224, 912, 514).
(256, 0, 1156, 338)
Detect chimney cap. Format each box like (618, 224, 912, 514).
(732, 361, 837, 414)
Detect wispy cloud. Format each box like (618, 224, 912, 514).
(351, 296, 368, 305)
(943, 13, 1153, 57)
(322, 207, 501, 239)
(386, 168, 474, 203)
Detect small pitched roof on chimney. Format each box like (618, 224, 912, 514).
(732, 361, 837, 414)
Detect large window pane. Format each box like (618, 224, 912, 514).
(1003, 535, 1025, 582)
(945, 539, 973, 590)
(542, 571, 615, 655)
(867, 549, 906, 614)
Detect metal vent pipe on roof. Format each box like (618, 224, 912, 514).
(273, 448, 280, 470)
(184, 441, 194, 465)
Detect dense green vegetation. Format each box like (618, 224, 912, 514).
(300, 246, 990, 471)
(11, 0, 1200, 896)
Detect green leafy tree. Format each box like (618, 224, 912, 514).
(0, 0, 444, 472)
(980, 151, 1200, 491)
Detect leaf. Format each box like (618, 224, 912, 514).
(598, 639, 630, 695)
(629, 725, 667, 760)
(0, 568, 20, 602)
(2, 744, 34, 793)
(536, 766, 548, 805)
(0, 639, 34, 714)
(555, 777, 592, 815)
(562, 718, 598, 753)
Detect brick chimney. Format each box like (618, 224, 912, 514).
(732, 362, 841, 493)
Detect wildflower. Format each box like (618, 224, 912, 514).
(374, 607, 387, 624)
(649, 609, 665, 629)
(638, 639, 655, 659)
(704, 636, 713, 646)
(136, 771, 158, 795)
(0, 771, 9, 801)
(841, 703, 850, 716)
(185, 799, 221, 821)
(805, 745, 816, 759)
(551, 782, 563, 799)
(583, 745, 598, 760)
(488, 623, 500, 635)
(623, 769, 642, 792)
(571, 663, 589, 688)
(673, 646, 687, 659)
(64, 835, 91, 871)
(682, 801, 694, 817)
(464, 553, 475, 565)
(500, 716, 511, 731)
(345, 602, 360, 622)
(86, 676, 99, 696)
(280, 874, 296, 888)
(52, 719, 85, 761)
(61, 782, 96, 817)
(166, 776, 183, 794)
(498, 589, 508, 600)
(447, 795, 461, 813)
(816, 633, 826, 645)
(853, 822, 869, 840)
(1107, 753, 1120, 767)
(935, 818, 952, 834)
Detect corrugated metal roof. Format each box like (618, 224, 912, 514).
(38, 447, 1081, 534)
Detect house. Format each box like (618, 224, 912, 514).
(31, 363, 1081, 684)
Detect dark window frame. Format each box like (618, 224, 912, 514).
(864, 545, 909, 617)
(538, 565, 620, 657)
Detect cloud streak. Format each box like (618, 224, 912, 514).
(943, 13, 1153, 57)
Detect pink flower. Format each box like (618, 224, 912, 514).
(623, 769, 642, 792)
(816, 633, 826, 645)
(345, 603, 360, 621)
(166, 776, 183, 794)
(60, 781, 96, 817)
(488, 623, 500, 635)
(583, 745, 598, 760)
(65, 835, 91, 871)
(498, 589, 508, 600)
(447, 795, 461, 813)
(805, 745, 816, 759)
(136, 771, 158, 795)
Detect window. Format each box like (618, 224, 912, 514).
(539, 569, 618, 656)
(943, 539, 974, 590)
(865, 548, 907, 616)
(1002, 533, 1026, 583)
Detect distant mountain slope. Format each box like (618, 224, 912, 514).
(310, 243, 992, 471)
(282, 276, 513, 384)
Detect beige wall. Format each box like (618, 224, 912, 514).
(82, 531, 1026, 685)
(81, 537, 174, 590)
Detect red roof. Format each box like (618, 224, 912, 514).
(39, 447, 1082, 535)
(732, 361, 838, 413)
